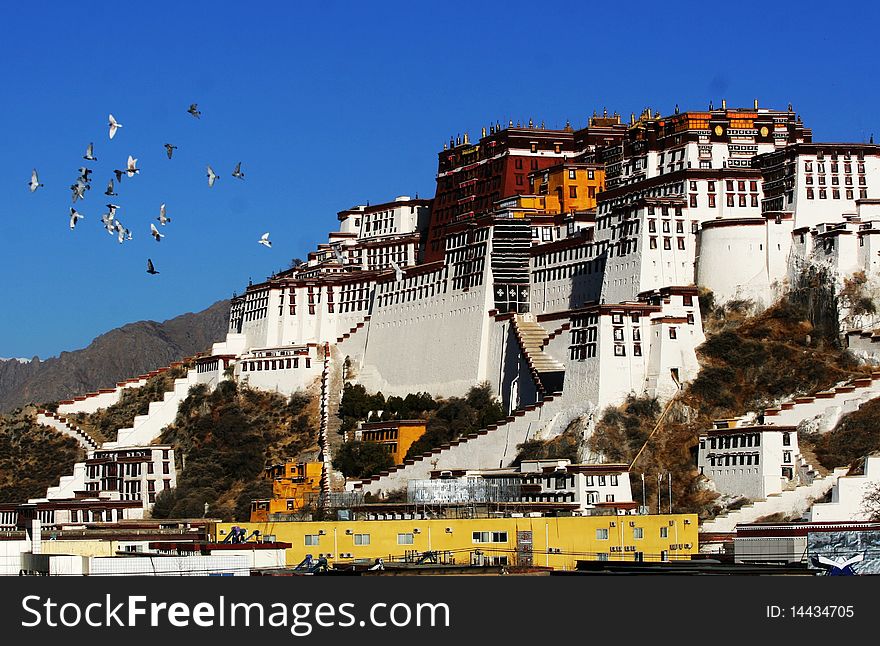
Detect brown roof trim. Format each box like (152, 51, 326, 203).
(700, 425, 798, 436)
(700, 217, 767, 230)
(536, 302, 662, 323)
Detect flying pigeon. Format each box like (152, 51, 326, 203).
(206, 165, 218, 187)
(28, 169, 43, 193)
(78, 167, 93, 183)
(146, 258, 159, 275)
(70, 180, 88, 203)
(188, 103, 201, 118)
(104, 178, 117, 196)
(164, 143, 177, 159)
(83, 142, 97, 161)
(157, 203, 171, 225)
(258, 232, 272, 248)
(105, 203, 120, 217)
(69, 208, 84, 229)
(150, 222, 164, 242)
(116, 222, 131, 244)
(232, 162, 245, 179)
(108, 114, 122, 139)
(126, 155, 139, 177)
(101, 211, 116, 234)
(113, 169, 124, 183)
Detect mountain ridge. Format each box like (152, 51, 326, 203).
(0, 300, 230, 412)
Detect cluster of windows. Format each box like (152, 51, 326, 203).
(241, 357, 312, 372)
(707, 453, 760, 467)
(366, 244, 408, 272)
(377, 266, 449, 307)
(706, 433, 762, 449)
(472, 531, 509, 543)
(805, 152, 869, 200)
(569, 313, 599, 361)
(362, 208, 398, 235)
(239, 289, 269, 322)
(338, 283, 371, 313)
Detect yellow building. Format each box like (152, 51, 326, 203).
(529, 162, 605, 214)
(249, 461, 324, 522)
(219, 514, 698, 571)
(357, 420, 427, 465)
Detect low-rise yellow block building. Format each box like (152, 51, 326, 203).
(249, 461, 324, 522)
(219, 514, 698, 570)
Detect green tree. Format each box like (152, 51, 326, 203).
(332, 440, 394, 479)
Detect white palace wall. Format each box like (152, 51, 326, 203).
(697, 219, 772, 305)
(359, 267, 494, 399)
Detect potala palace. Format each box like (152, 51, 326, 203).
(9, 101, 880, 538)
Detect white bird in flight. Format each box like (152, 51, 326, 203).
(114, 220, 131, 244)
(83, 142, 97, 161)
(69, 208, 84, 229)
(258, 232, 272, 248)
(101, 211, 116, 234)
(157, 203, 171, 225)
(28, 169, 43, 193)
(126, 155, 139, 177)
(70, 180, 88, 203)
(150, 222, 164, 242)
(206, 165, 218, 187)
(108, 114, 122, 139)
(232, 162, 245, 179)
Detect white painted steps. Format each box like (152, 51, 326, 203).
(105, 370, 199, 448)
(700, 466, 850, 533)
(761, 373, 880, 432)
(352, 393, 566, 496)
(35, 411, 98, 451)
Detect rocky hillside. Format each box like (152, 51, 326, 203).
(0, 408, 84, 504)
(152, 380, 321, 522)
(0, 300, 230, 412)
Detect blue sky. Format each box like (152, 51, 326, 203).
(2, 1, 878, 359)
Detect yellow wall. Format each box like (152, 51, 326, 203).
(251, 461, 324, 521)
(393, 423, 426, 464)
(219, 514, 698, 571)
(38, 540, 120, 557)
(531, 166, 605, 214)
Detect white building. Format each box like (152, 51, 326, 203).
(83, 445, 177, 507)
(697, 419, 801, 500)
(808, 455, 880, 522)
(518, 459, 634, 513)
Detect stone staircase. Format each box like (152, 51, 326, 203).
(351, 393, 566, 495)
(761, 372, 880, 432)
(104, 369, 199, 448)
(318, 343, 332, 502)
(513, 315, 566, 395)
(35, 410, 99, 451)
(700, 466, 850, 533)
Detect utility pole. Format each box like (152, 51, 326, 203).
(641, 473, 646, 512)
(668, 472, 673, 514)
(657, 473, 663, 515)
